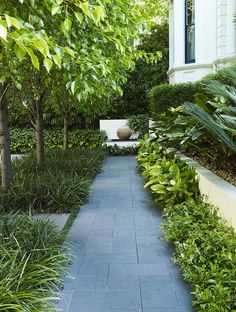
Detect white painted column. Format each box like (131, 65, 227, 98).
(226, 0, 236, 57)
(216, 0, 227, 60)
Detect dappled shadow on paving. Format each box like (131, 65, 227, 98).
(55, 156, 193, 312)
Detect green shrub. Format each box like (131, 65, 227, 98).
(10, 128, 107, 154)
(128, 114, 149, 137)
(137, 138, 236, 311)
(0, 148, 106, 213)
(107, 144, 138, 156)
(0, 212, 68, 310)
(149, 82, 201, 114)
(137, 139, 199, 204)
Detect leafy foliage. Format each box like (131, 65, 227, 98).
(128, 114, 149, 137)
(137, 138, 199, 204)
(107, 144, 138, 156)
(10, 128, 106, 154)
(0, 212, 68, 311)
(137, 138, 236, 311)
(150, 66, 236, 159)
(149, 81, 201, 114)
(0, 148, 106, 213)
(105, 23, 169, 118)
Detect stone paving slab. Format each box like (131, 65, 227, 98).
(55, 156, 193, 312)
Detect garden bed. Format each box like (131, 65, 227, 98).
(185, 151, 236, 187)
(180, 154, 236, 231)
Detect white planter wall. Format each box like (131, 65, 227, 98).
(99, 119, 129, 140)
(181, 155, 236, 231)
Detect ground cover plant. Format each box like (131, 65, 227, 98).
(137, 138, 236, 311)
(0, 212, 68, 311)
(0, 148, 106, 213)
(10, 128, 106, 154)
(107, 144, 138, 156)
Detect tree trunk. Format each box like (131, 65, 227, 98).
(63, 114, 69, 151)
(0, 82, 12, 188)
(34, 93, 46, 167)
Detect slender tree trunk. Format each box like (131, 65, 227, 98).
(63, 114, 69, 151)
(0, 82, 12, 188)
(34, 92, 46, 167)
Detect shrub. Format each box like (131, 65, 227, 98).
(149, 82, 201, 114)
(128, 114, 149, 137)
(0, 148, 106, 213)
(137, 138, 236, 311)
(10, 128, 107, 154)
(0, 212, 68, 310)
(107, 144, 138, 156)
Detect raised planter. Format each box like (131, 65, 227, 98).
(180, 154, 236, 231)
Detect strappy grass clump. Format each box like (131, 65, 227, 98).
(0, 148, 106, 213)
(0, 212, 69, 311)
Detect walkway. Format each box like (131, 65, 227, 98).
(56, 156, 193, 312)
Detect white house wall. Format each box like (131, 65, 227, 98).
(168, 0, 236, 84)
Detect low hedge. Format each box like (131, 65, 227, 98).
(137, 138, 236, 311)
(149, 82, 201, 114)
(10, 128, 106, 154)
(148, 66, 236, 115)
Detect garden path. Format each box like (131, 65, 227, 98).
(56, 156, 193, 312)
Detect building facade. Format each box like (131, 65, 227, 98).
(168, 0, 236, 83)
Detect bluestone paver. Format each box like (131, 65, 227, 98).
(56, 156, 193, 312)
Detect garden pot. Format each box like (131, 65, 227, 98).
(116, 126, 132, 140)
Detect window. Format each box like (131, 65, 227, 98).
(185, 0, 195, 63)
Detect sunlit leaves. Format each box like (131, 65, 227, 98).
(52, 55, 62, 68)
(0, 24, 7, 41)
(43, 58, 53, 73)
(5, 15, 20, 29)
(51, 4, 61, 15)
(26, 48, 40, 70)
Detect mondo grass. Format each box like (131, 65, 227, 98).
(0, 212, 69, 311)
(0, 148, 106, 213)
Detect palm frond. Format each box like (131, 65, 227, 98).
(218, 66, 236, 84)
(203, 80, 236, 105)
(183, 102, 236, 153)
(215, 114, 236, 135)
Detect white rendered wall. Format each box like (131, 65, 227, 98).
(168, 0, 236, 84)
(99, 119, 128, 140)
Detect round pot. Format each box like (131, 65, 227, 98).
(116, 126, 132, 140)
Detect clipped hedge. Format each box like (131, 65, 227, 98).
(10, 128, 107, 154)
(149, 65, 236, 115)
(149, 82, 201, 114)
(137, 138, 236, 311)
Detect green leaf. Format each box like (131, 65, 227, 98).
(5, 15, 21, 29)
(52, 55, 62, 68)
(92, 6, 106, 23)
(74, 12, 84, 23)
(26, 48, 40, 70)
(0, 25, 7, 41)
(51, 4, 61, 15)
(71, 81, 76, 95)
(64, 47, 75, 57)
(79, 2, 91, 17)
(14, 44, 26, 61)
(44, 58, 53, 73)
(64, 18, 72, 32)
